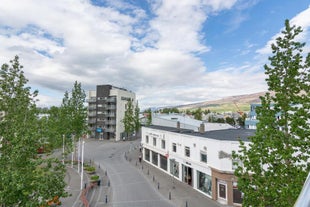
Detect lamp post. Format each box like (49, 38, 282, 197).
(80, 139, 85, 190)
(62, 134, 65, 165)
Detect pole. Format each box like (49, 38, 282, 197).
(62, 134, 65, 165)
(71, 134, 74, 168)
(80, 140, 85, 190)
(78, 138, 81, 174)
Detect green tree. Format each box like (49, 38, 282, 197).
(134, 101, 141, 135)
(122, 99, 135, 138)
(0, 56, 67, 206)
(233, 20, 310, 207)
(144, 108, 152, 126)
(193, 107, 203, 120)
(61, 81, 87, 138)
(225, 116, 235, 126)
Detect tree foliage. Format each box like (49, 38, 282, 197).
(61, 81, 87, 138)
(193, 107, 203, 120)
(0, 56, 67, 206)
(122, 99, 141, 137)
(233, 20, 310, 207)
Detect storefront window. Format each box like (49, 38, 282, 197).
(160, 154, 167, 171)
(152, 151, 158, 166)
(170, 159, 179, 178)
(233, 182, 243, 204)
(197, 171, 212, 196)
(144, 148, 150, 161)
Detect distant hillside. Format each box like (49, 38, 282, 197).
(177, 91, 268, 113)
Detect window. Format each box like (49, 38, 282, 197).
(197, 171, 212, 196)
(161, 140, 166, 149)
(144, 148, 150, 161)
(153, 138, 156, 146)
(200, 151, 207, 163)
(146, 135, 149, 143)
(185, 146, 190, 157)
(172, 143, 177, 152)
(232, 159, 242, 170)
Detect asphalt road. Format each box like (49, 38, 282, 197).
(84, 139, 175, 207)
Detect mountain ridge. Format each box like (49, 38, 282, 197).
(175, 91, 267, 112)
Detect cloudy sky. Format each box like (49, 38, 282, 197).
(1, 0, 310, 109)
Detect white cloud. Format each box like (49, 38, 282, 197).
(0, 0, 272, 109)
(256, 7, 310, 55)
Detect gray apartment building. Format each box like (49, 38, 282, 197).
(87, 85, 135, 141)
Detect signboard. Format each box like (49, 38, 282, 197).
(96, 128, 103, 133)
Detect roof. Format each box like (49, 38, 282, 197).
(144, 125, 255, 142)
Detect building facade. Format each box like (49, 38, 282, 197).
(141, 125, 254, 206)
(244, 103, 260, 129)
(87, 85, 135, 141)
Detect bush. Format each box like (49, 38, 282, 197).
(90, 175, 99, 181)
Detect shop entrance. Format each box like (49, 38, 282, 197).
(182, 164, 192, 186)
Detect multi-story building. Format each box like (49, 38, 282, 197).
(141, 124, 254, 206)
(87, 85, 135, 141)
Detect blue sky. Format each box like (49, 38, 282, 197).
(0, 0, 309, 109)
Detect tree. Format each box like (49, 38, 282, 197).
(144, 108, 152, 126)
(122, 99, 135, 138)
(225, 116, 235, 126)
(233, 20, 310, 207)
(193, 108, 203, 120)
(134, 101, 141, 135)
(61, 81, 87, 139)
(0, 56, 67, 206)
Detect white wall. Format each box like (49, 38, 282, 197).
(110, 88, 135, 141)
(141, 127, 247, 174)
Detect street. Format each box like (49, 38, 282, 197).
(84, 139, 175, 207)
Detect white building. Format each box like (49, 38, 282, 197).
(141, 125, 254, 206)
(87, 85, 136, 141)
(152, 113, 235, 132)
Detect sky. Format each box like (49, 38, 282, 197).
(0, 0, 310, 109)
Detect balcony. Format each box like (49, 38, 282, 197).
(106, 120, 116, 125)
(88, 112, 96, 117)
(106, 105, 116, 110)
(105, 127, 115, 132)
(107, 113, 115, 117)
(87, 98, 97, 103)
(88, 119, 96, 124)
(107, 97, 116, 103)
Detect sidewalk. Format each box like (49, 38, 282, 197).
(60, 161, 112, 207)
(126, 142, 224, 207)
(60, 166, 82, 207)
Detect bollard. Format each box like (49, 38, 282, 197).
(105, 195, 108, 203)
(84, 183, 86, 189)
(157, 182, 160, 189)
(185, 200, 188, 207)
(98, 164, 100, 169)
(153, 175, 155, 182)
(169, 191, 171, 200)
(108, 180, 110, 187)
(142, 165, 143, 170)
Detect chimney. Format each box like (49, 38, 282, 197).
(199, 123, 205, 133)
(177, 121, 180, 129)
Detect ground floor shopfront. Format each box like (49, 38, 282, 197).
(143, 147, 243, 206)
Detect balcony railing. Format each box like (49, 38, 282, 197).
(107, 97, 116, 103)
